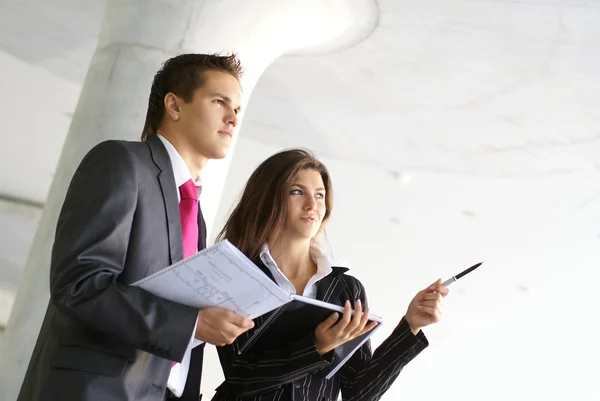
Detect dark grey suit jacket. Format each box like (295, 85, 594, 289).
(17, 135, 206, 401)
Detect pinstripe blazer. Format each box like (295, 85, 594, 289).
(212, 261, 428, 401)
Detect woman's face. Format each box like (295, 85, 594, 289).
(283, 169, 327, 241)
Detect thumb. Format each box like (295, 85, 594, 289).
(322, 312, 340, 330)
(316, 312, 339, 335)
(428, 278, 442, 290)
(231, 312, 254, 329)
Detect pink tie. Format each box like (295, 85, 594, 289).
(179, 179, 199, 259)
(172, 179, 199, 368)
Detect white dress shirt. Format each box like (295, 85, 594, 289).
(259, 243, 350, 298)
(157, 134, 203, 397)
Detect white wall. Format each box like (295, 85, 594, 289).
(200, 136, 600, 400)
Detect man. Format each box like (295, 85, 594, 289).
(17, 53, 254, 401)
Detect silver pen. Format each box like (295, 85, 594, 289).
(441, 262, 483, 287)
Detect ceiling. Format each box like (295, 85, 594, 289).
(2, 0, 599, 207)
(246, 0, 600, 177)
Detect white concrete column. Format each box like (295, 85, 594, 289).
(0, 0, 377, 399)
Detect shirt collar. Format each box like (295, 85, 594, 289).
(157, 134, 202, 188)
(259, 242, 350, 279)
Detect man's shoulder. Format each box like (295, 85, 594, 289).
(71, 140, 157, 182)
(88, 139, 147, 154)
(83, 139, 151, 165)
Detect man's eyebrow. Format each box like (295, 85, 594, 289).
(212, 92, 231, 102)
(213, 92, 242, 112)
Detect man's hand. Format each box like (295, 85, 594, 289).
(195, 307, 254, 346)
(405, 279, 449, 335)
(314, 300, 378, 355)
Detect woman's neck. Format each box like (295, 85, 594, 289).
(267, 237, 315, 281)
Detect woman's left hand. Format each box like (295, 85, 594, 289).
(405, 279, 449, 335)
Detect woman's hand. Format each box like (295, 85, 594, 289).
(314, 300, 378, 355)
(405, 278, 449, 335)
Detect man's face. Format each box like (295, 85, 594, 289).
(177, 70, 242, 161)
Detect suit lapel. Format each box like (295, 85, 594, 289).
(197, 202, 207, 251)
(254, 259, 277, 283)
(146, 135, 183, 264)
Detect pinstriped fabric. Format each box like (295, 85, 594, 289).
(211, 269, 428, 401)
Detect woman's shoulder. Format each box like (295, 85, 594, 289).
(335, 270, 367, 294)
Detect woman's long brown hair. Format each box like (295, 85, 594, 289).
(216, 148, 333, 261)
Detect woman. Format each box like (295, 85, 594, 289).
(212, 149, 448, 401)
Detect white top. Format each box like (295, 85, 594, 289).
(259, 243, 350, 299)
(157, 134, 202, 397)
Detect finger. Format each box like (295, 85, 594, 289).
(213, 308, 254, 329)
(221, 323, 249, 343)
(334, 301, 353, 333)
(317, 312, 340, 334)
(416, 305, 436, 315)
(355, 299, 363, 315)
(359, 306, 370, 328)
(421, 293, 443, 302)
(416, 305, 442, 321)
(430, 283, 450, 297)
(418, 301, 443, 316)
(427, 278, 443, 291)
(409, 290, 425, 306)
(421, 278, 442, 294)
(347, 300, 364, 332)
(415, 285, 437, 301)
(438, 285, 450, 297)
(357, 321, 379, 337)
(350, 306, 371, 337)
(419, 300, 442, 310)
(229, 311, 255, 329)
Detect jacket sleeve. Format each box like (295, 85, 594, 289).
(49, 140, 198, 362)
(340, 278, 428, 401)
(216, 325, 332, 397)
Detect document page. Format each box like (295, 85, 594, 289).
(133, 240, 292, 319)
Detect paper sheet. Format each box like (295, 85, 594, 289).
(133, 240, 292, 319)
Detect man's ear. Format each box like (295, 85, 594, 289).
(164, 93, 182, 120)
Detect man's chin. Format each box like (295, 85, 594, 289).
(207, 147, 231, 161)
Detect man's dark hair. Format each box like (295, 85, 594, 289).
(141, 53, 243, 141)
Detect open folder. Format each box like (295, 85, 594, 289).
(132, 240, 382, 379)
